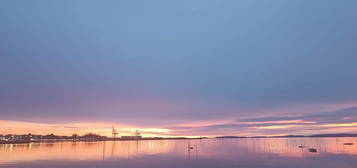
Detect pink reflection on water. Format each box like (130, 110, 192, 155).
(0, 138, 357, 164)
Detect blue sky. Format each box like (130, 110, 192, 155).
(1, 0, 357, 136)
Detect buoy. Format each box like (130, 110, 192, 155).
(343, 143, 354, 146)
(309, 148, 317, 153)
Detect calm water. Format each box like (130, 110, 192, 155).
(1, 138, 357, 168)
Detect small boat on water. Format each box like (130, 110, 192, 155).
(343, 143, 354, 146)
(309, 148, 317, 153)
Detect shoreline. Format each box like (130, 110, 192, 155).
(0, 137, 205, 145)
(2, 136, 357, 145)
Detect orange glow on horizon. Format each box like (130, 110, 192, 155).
(321, 122, 357, 127)
(0, 120, 171, 137)
(255, 125, 302, 129)
(241, 120, 316, 125)
(1, 119, 357, 137)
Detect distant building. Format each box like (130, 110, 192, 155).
(0, 135, 5, 141)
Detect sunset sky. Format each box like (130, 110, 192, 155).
(1, 0, 357, 137)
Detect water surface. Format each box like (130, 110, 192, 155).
(1, 138, 357, 168)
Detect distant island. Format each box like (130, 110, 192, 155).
(216, 133, 357, 139)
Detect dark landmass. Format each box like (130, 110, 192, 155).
(276, 133, 357, 138)
(274, 135, 306, 138)
(215, 133, 357, 139)
(216, 136, 246, 139)
(0, 133, 207, 144)
(0, 133, 107, 144)
(309, 133, 357, 137)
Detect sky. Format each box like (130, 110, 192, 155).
(1, 0, 357, 137)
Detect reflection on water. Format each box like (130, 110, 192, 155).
(1, 138, 357, 167)
(1, 140, 174, 163)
